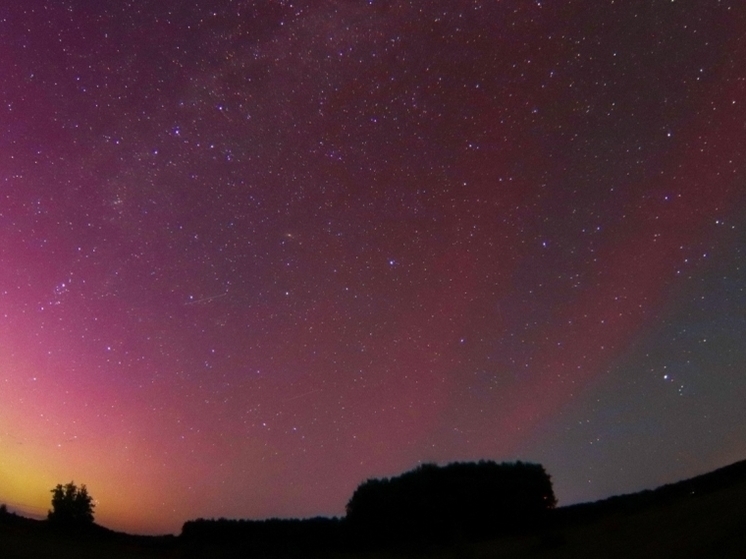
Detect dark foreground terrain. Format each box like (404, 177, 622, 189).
(2, 459, 746, 559)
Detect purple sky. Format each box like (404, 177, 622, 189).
(1, 0, 745, 535)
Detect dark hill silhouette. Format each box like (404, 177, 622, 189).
(176, 458, 746, 557)
(180, 517, 343, 558)
(555, 457, 746, 524)
(0, 508, 175, 559)
(2, 458, 746, 557)
(0, 505, 41, 528)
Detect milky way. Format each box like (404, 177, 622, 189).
(1, 0, 745, 534)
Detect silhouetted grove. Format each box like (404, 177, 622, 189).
(179, 460, 556, 552)
(48, 482, 95, 527)
(345, 460, 556, 544)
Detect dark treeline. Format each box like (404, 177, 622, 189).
(4, 458, 746, 557)
(180, 460, 556, 553)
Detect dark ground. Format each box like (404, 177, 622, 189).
(2, 459, 746, 559)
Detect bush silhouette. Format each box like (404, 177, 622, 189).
(346, 460, 556, 544)
(48, 481, 95, 526)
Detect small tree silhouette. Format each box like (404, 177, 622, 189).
(48, 481, 95, 526)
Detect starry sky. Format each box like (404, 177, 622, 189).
(1, 0, 745, 536)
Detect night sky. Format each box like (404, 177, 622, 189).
(1, 0, 745, 535)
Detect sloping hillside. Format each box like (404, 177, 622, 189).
(2, 459, 746, 558)
(453, 459, 746, 559)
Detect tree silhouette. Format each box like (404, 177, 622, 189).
(48, 481, 95, 526)
(346, 460, 556, 544)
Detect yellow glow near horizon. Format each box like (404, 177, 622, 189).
(0, 444, 55, 518)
